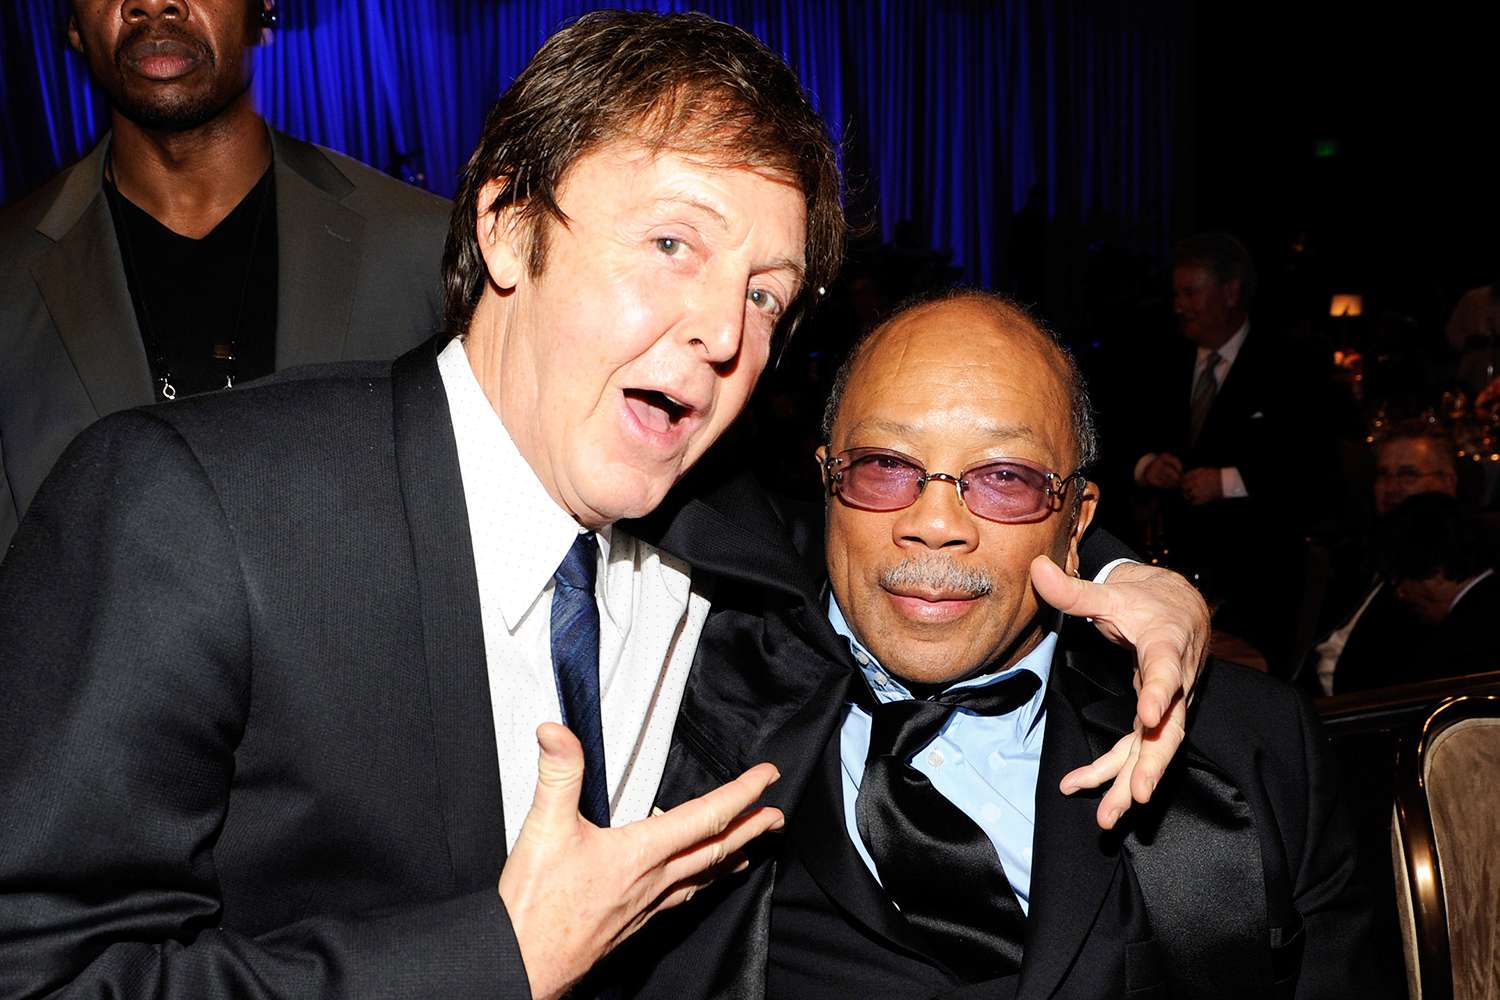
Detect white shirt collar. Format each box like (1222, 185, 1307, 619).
(437, 338, 590, 632)
(1200, 319, 1250, 367)
(827, 594, 1055, 734)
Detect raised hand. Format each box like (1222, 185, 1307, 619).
(1030, 555, 1208, 829)
(498, 724, 784, 1000)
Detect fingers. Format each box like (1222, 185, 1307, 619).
(654, 853, 752, 913)
(1030, 554, 1111, 620)
(521, 723, 587, 838)
(1062, 729, 1143, 830)
(1130, 698, 1187, 806)
(1059, 730, 1132, 795)
(1132, 634, 1188, 729)
(643, 763, 781, 862)
(662, 803, 784, 887)
(1095, 735, 1141, 829)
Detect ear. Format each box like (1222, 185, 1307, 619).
(1223, 277, 1243, 311)
(476, 178, 528, 292)
(1061, 480, 1100, 578)
(66, 14, 83, 54)
(814, 444, 833, 496)
(256, 1, 277, 45)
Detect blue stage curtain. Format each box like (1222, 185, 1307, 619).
(1, 0, 1180, 290)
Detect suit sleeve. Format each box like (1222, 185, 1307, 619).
(0, 412, 531, 1000)
(1284, 692, 1398, 1000)
(0, 442, 17, 559)
(1077, 527, 1138, 579)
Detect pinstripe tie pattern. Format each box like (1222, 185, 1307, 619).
(550, 532, 609, 828)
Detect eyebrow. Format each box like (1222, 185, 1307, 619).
(855, 417, 1044, 446)
(654, 197, 806, 287)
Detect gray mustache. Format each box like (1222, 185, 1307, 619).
(879, 557, 994, 598)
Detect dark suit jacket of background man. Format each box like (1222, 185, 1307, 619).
(617, 515, 1385, 999)
(0, 337, 1140, 997)
(1438, 569, 1500, 674)
(1127, 328, 1339, 664)
(0, 128, 450, 552)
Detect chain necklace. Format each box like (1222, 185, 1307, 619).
(104, 150, 273, 401)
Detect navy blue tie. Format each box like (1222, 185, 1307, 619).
(551, 532, 610, 828)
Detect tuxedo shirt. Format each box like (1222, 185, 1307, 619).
(438, 339, 710, 840)
(832, 594, 1055, 913)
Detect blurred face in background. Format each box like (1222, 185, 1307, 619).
(68, 0, 263, 131)
(1172, 263, 1242, 347)
(1374, 436, 1457, 516)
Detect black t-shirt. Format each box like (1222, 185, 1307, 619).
(105, 169, 278, 400)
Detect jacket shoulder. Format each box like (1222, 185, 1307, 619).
(0, 161, 81, 255)
(301, 139, 451, 226)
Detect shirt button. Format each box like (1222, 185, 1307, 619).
(927, 748, 945, 767)
(873, 670, 889, 686)
(854, 649, 870, 666)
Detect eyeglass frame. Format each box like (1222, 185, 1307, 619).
(820, 446, 1088, 524)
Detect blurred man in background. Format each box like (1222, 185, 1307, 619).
(0, 0, 449, 551)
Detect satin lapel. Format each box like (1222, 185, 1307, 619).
(390, 339, 505, 888)
(1074, 661, 1274, 997)
(1017, 678, 1124, 1000)
(621, 464, 820, 608)
(271, 131, 364, 368)
(32, 140, 154, 416)
(789, 712, 936, 963)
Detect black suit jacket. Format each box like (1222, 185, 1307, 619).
(0, 127, 451, 553)
(619, 515, 1386, 999)
(1438, 570, 1500, 672)
(1132, 329, 1336, 514)
(0, 341, 1139, 998)
(1126, 329, 1338, 661)
(0, 344, 525, 997)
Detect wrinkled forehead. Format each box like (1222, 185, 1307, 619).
(838, 302, 1073, 452)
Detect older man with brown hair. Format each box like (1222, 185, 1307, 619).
(0, 13, 1207, 1000)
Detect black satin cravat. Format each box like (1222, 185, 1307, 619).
(852, 668, 1043, 982)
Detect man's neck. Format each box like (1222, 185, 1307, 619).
(107, 95, 272, 239)
(1195, 313, 1248, 351)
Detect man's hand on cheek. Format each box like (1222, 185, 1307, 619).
(497, 724, 784, 1000)
(1029, 556, 1208, 830)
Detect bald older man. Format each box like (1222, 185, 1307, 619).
(625, 291, 1386, 1000)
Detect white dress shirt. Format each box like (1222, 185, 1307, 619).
(1135, 320, 1251, 498)
(437, 339, 711, 849)
(1314, 580, 1383, 696)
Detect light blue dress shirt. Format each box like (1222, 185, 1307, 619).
(831, 597, 1054, 914)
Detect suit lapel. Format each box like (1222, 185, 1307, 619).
(271, 130, 365, 368)
(1070, 654, 1274, 997)
(789, 710, 939, 963)
(32, 138, 154, 416)
(1199, 328, 1260, 445)
(390, 339, 505, 889)
(1017, 670, 1125, 1000)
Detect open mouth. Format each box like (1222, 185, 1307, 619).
(622, 388, 694, 434)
